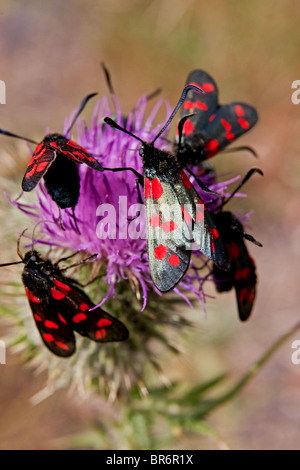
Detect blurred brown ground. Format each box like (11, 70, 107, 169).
(0, 0, 300, 450)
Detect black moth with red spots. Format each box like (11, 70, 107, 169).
(0, 93, 104, 217)
(104, 84, 230, 293)
(1, 250, 129, 357)
(174, 70, 258, 166)
(212, 211, 257, 321)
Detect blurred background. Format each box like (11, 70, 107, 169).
(0, 0, 300, 450)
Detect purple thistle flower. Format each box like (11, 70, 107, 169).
(2, 87, 260, 398)
(13, 92, 239, 312)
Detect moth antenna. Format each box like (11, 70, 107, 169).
(243, 232, 263, 247)
(65, 92, 98, 136)
(59, 253, 98, 272)
(17, 228, 28, 259)
(101, 62, 115, 95)
(104, 117, 144, 144)
(151, 84, 204, 145)
(31, 221, 48, 251)
(0, 128, 38, 145)
(222, 145, 258, 158)
(146, 88, 162, 101)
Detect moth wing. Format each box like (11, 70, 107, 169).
(173, 170, 230, 270)
(25, 287, 76, 357)
(144, 176, 191, 292)
(203, 102, 258, 159)
(50, 278, 129, 342)
(55, 139, 104, 172)
(231, 241, 257, 322)
(22, 143, 56, 191)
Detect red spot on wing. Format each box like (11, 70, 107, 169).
(67, 140, 79, 148)
(168, 254, 180, 267)
(209, 113, 216, 122)
(54, 280, 71, 293)
(195, 209, 204, 222)
(180, 170, 191, 189)
(195, 101, 208, 110)
(183, 119, 194, 136)
(55, 341, 70, 351)
(73, 313, 87, 323)
(235, 267, 251, 280)
(149, 214, 161, 227)
(246, 291, 255, 303)
(238, 118, 250, 129)
(43, 333, 55, 342)
(235, 105, 245, 117)
(97, 318, 112, 327)
(225, 131, 235, 141)
(25, 166, 36, 178)
(50, 141, 58, 148)
(58, 313, 67, 324)
(162, 221, 178, 232)
(154, 244, 168, 260)
(34, 142, 44, 154)
(80, 303, 89, 312)
(144, 178, 151, 199)
(209, 228, 220, 240)
(205, 139, 219, 152)
(34, 147, 47, 159)
(44, 320, 59, 329)
(202, 82, 215, 92)
(181, 205, 192, 225)
(69, 150, 89, 160)
(26, 288, 40, 303)
(151, 178, 163, 199)
(27, 156, 35, 167)
(183, 101, 195, 110)
(50, 288, 65, 300)
(221, 119, 231, 131)
(96, 329, 107, 339)
(238, 287, 248, 303)
(34, 314, 42, 322)
(36, 161, 49, 173)
(210, 240, 216, 253)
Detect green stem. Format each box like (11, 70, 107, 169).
(203, 321, 300, 415)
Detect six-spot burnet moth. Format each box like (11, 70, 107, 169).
(174, 70, 258, 167)
(210, 168, 263, 321)
(0, 93, 104, 230)
(0, 231, 129, 357)
(104, 85, 231, 293)
(212, 211, 260, 321)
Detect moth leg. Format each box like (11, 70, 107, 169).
(218, 168, 263, 210)
(66, 272, 104, 288)
(221, 145, 258, 158)
(58, 208, 66, 231)
(14, 190, 24, 202)
(103, 166, 143, 182)
(186, 168, 219, 196)
(57, 253, 97, 270)
(17, 229, 28, 260)
(72, 206, 80, 234)
(128, 178, 144, 222)
(191, 258, 210, 271)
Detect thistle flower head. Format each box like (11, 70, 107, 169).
(5, 89, 256, 398)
